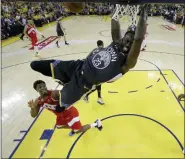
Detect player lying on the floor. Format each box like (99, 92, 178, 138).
(30, 4, 148, 112)
(28, 80, 103, 136)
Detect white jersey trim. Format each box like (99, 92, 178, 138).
(68, 117, 80, 127)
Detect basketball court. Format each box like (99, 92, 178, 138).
(2, 12, 184, 158)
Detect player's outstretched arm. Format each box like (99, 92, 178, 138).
(111, 8, 121, 42)
(122, 4, 148, 74)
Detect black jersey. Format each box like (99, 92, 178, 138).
(82, 42, 127, 84)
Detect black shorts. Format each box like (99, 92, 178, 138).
(60, 71, 94, 106)
(52, 59, 84, 82)
(57, 30, 64, 36)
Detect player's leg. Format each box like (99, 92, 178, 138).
(83, 88, 97, 103)
(30, 59, 55, 77)
(34, 38, 40, 57)
(60, 72, 93, 106)
(96, 85, 104, 105)
(56, 114, 69, 129)
(31, 36, 39, 57)
(56, 36, 61, 48)
(69, 119, 103, 136)
(63, 34, 69, 45)
(56, 30, 69, 46)
(65, 106, 103, 136)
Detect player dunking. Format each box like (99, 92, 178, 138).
(56, 18, 69, 48)
(24, 19, 45, 57)
(28, 80, 102, 136)
(30, 5, 148, 112)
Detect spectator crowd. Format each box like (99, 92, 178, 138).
(1, 1, 185, 40)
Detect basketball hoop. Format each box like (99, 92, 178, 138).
(112, 4, 140, 26)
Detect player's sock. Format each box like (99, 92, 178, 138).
(90, 122, 97, 128)
(97, 91, 101, 98)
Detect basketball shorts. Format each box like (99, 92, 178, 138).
(57, 30, 64, 36)
(56, 106, 82, 131)
(60, 70, 95, 107)
(30, 36, 38, 46)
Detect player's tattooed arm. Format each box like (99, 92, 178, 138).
(28, 98, 40, 118)
(111, 8, 121, 42)
(122, 4, 148, 73)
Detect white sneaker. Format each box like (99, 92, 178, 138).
(95, 119, 103, 131)
(97, 98, 104, 105)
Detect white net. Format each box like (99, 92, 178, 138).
(112, 4, 140, 26)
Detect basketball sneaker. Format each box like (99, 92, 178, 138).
(65, 42, 69, 45)
(97, 98, 104, 105)
(95, 119, 103, 131)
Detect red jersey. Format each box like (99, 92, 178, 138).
(37, 90, 82, 130)
(37, 90, 60, 116)
(26, 24, 37, 38)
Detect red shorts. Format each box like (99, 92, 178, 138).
(56, 106, 82, 131)
(30, 36, 38, 46)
